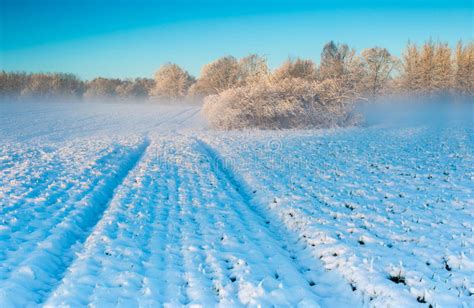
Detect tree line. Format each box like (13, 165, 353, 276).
(1, 40, 472, 102)
(0, 73, 155, 101)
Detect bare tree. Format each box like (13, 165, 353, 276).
(152, 63, 194, 100)
(360, 47, 399, 96)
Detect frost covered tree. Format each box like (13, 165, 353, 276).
(134, 78, 155, 97)
(399, 41, 454, 96)
(399, 42, 421, 93)
(237, 54, 269, 86)
(273, 58, 317, 81)
(152, 63, 194, 100)
(431, 42, 453, 94)
(2, 39, 472, 104)
(319, 41, 355, 80)
(1, 72, 83, 100)
(319, 41, 363, 95)
(84, 77, 123, 99)
(190, 56, 239, 97)
(21, 74, 53, 98)
(20, 73, 84, 99)
(360, 47, 399, 96)
(50, 73, 85, 98)
(116, 78, 154, 99)
(0, 72, 30, 99)
(453, 41, 474, 96)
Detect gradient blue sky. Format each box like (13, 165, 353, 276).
(0, 0, 472, 79)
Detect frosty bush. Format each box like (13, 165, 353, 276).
(202, 78, 358, 130)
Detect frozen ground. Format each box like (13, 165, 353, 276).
(0, 102, 472, 307)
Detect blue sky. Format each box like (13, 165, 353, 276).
(0, 0, 472, 79)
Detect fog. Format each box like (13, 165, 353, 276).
(0, 100, 205, 143)
(358, 98, 474, 128)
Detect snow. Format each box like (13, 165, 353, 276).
(0, 101, 473, 307)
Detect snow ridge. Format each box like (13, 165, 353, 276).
(42, 137, 360, 306)
(1, 103, 472, 307)
(194, 138, 360, 306)
(0, 138, 150, 306)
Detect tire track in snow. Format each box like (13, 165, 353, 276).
(138, 151, 175, 305)
(203, 128, 474, 306)
(44, 138, 189, 306)
(203, 134, 416, 306)
(192, 138, 360, 306)
(44, 136, 359, 306)
(148, 106, 198, 132)
(0, 142, 131, 277)
(0, 138, 150, 306)
(0, 143, 117, 275)
(82, 154, 160, 307)
(0, 148, 65, 215)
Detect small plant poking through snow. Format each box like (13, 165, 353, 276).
(387, 264, 406, 285)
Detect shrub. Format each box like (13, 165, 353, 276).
(202, 78, 358, 130)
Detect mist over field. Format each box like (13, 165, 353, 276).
(1, 99, 473, 306)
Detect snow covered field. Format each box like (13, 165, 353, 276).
(0, 102, 472, 307)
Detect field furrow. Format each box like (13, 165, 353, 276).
(44, 136, 360, 307)
(0, 137, 150, 305)
(1, 103, 472, 307)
